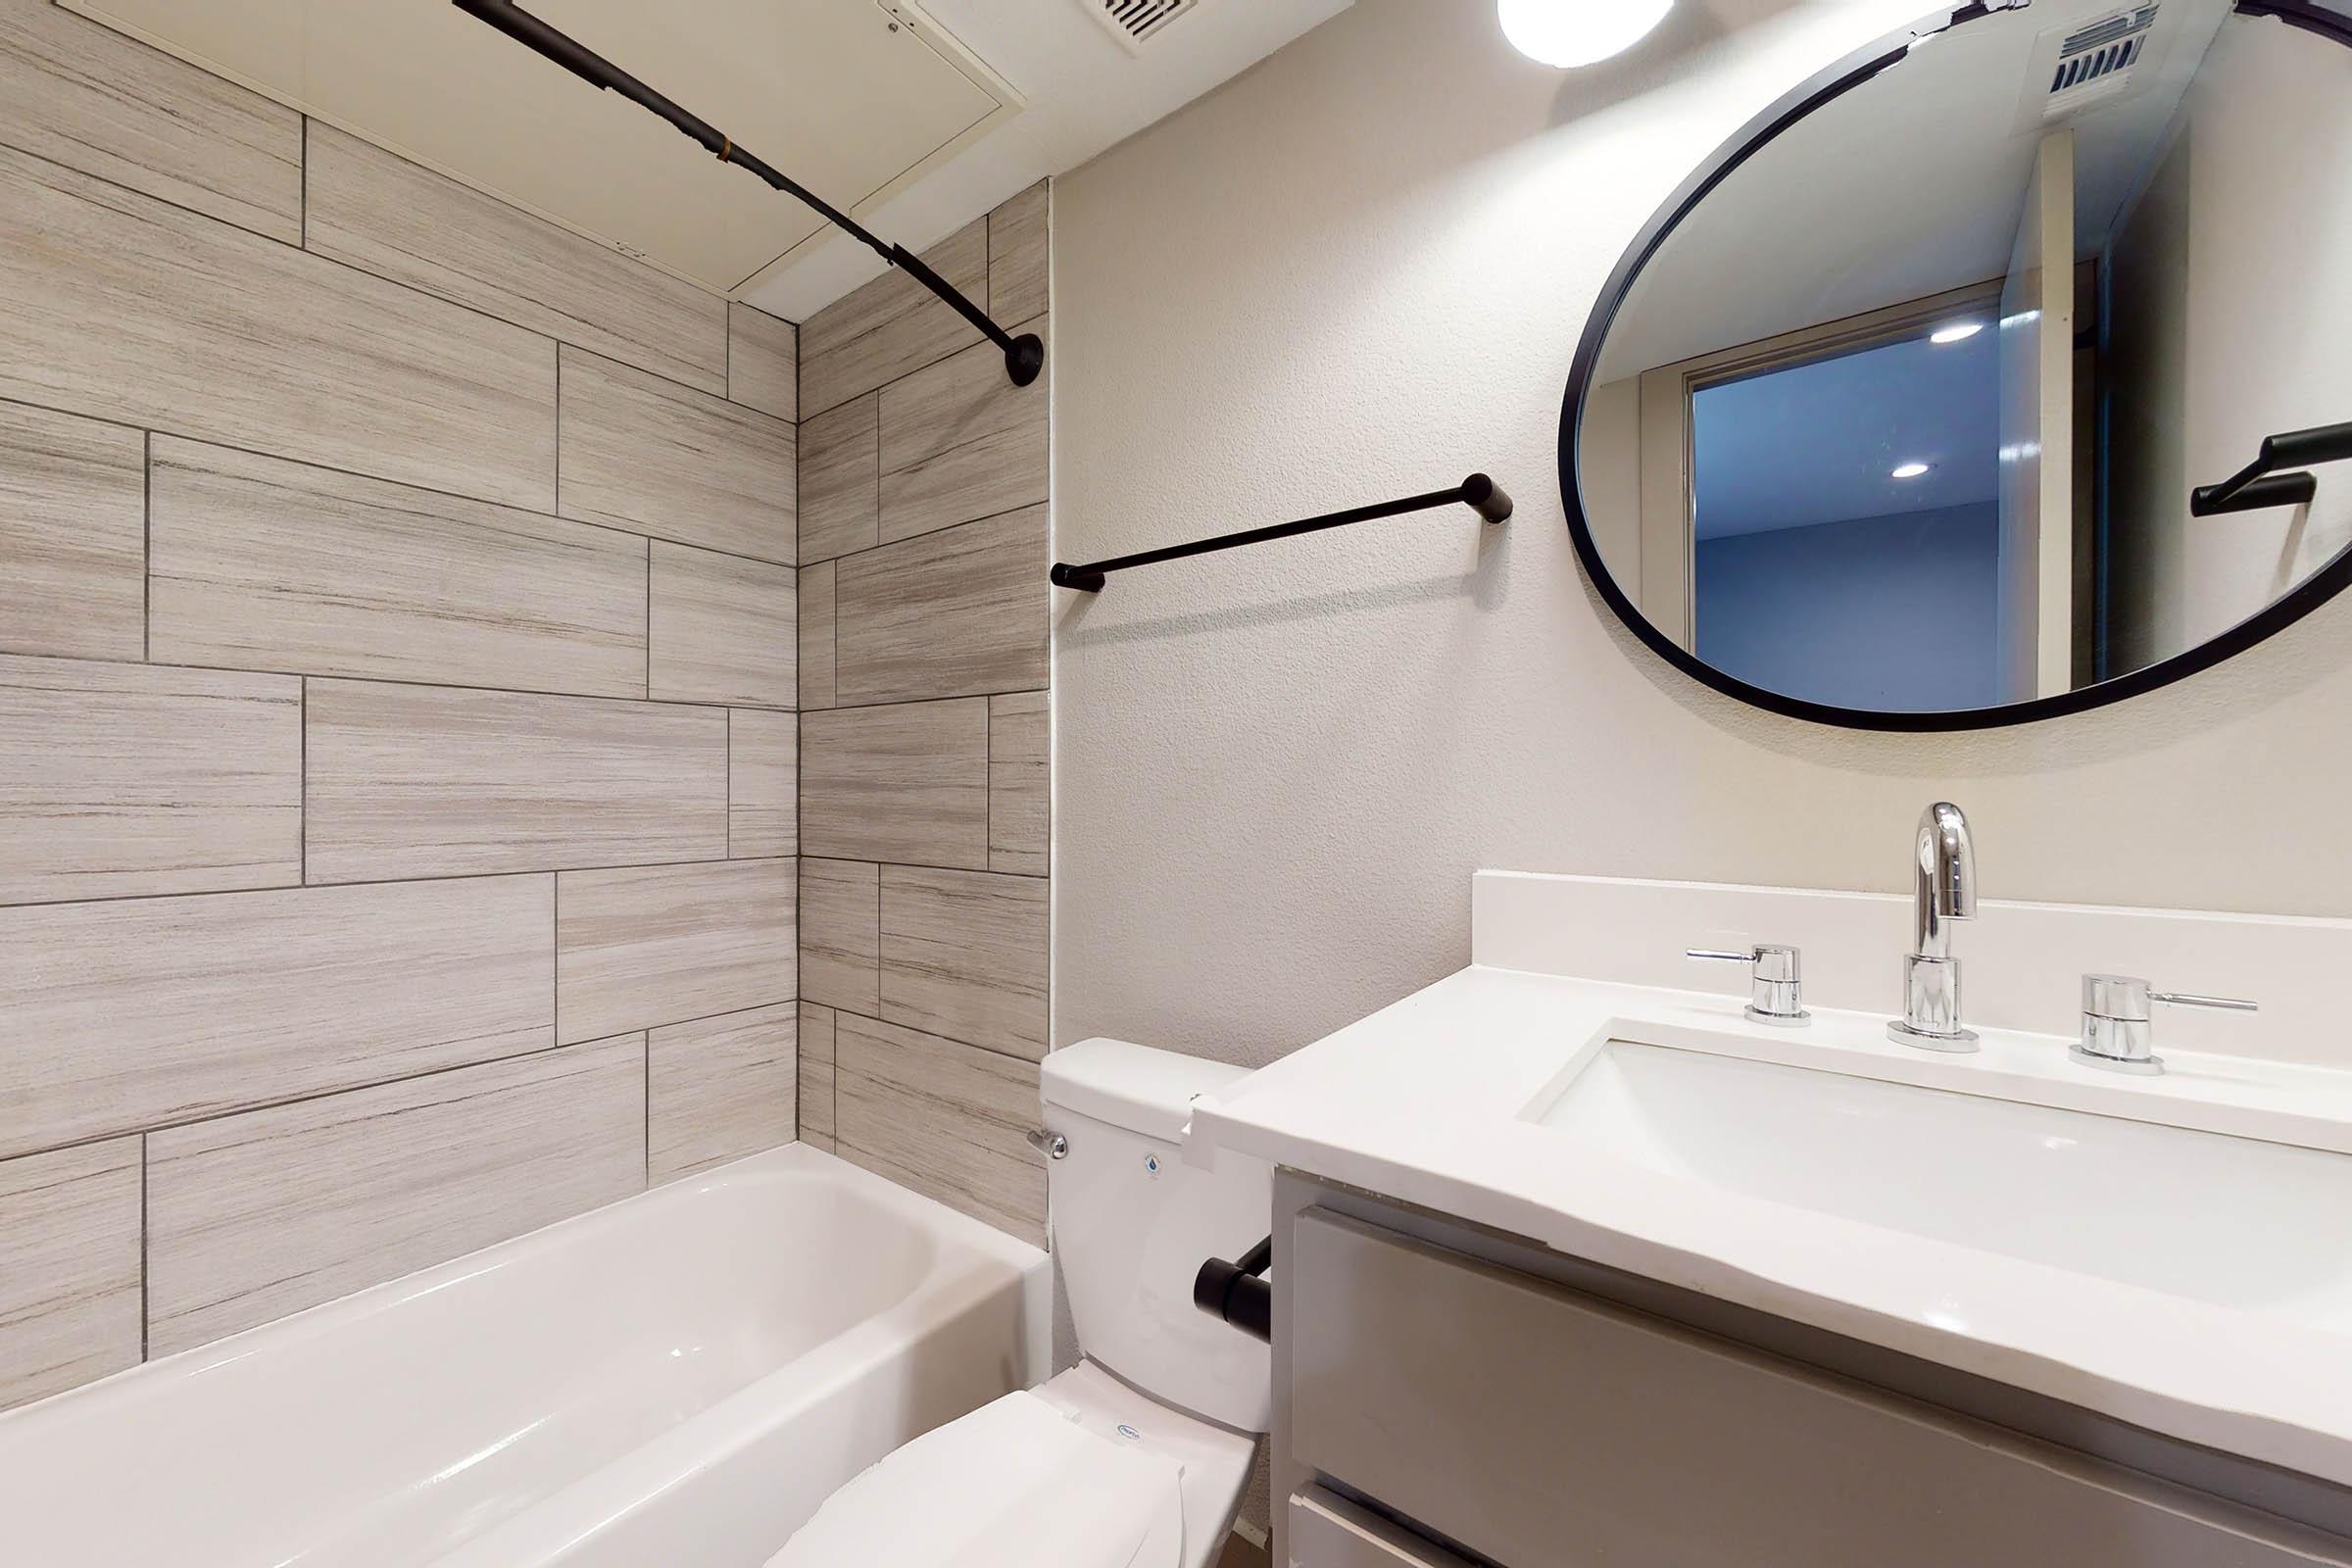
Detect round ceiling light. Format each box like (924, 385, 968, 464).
(1497, 0, 1674, 68)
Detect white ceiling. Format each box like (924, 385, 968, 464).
(743, 0, 1355, 319)
(68, 0, 1351, 318)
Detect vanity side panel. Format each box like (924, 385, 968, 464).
(1283, 1198, 2352, 1568)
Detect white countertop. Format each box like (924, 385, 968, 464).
(1192, 961, 2352, 1489)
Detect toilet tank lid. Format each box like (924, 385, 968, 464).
(1041, 1039, 1252, 1143)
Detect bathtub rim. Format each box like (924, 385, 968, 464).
(0, 1141, 1050, 1431)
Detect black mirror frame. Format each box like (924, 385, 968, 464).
(1556, 0, 2352, 733)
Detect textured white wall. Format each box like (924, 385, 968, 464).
(1051, 0, 2352, 1072)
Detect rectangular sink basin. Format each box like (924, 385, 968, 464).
(1533, 1041, 2352, 1332)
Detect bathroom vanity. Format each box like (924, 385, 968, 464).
(1193, 871, 2352, 1567)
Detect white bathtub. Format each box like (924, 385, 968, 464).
(0, 1144, 1050, 1567)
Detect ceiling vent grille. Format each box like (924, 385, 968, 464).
(1084, 0, 1200, 52)
(2042, 4, 2159, 116)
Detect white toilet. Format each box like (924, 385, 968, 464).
(769, 1039, 1272, 1568)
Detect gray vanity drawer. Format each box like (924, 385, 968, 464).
(1288, 1486, 1475, 1568)
(1288, 1207, 2351, 1568)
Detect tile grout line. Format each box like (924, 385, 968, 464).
(298, 676, 308, 884)
(5, 1001, 800, 1170)
(0, 646, 800, 715)
(801, 687, 1044, 721)
(138, 1132, 150, 1363)
(0, 855, 805, 917)
(0, 132, 738, 404)
(796, 497, 1045, 573)
(7, 389, 796, 570)
(140, 429, 151, 662)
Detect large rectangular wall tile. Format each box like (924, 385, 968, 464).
(306, 681, 727, 883)
(648, 543, 797, 709)
(798, 393, 879, 564)
(149, 438, 649, 697)
(0, 402, 144, 662)
(835, 1015, 1044, 1246)
(880, 867, 1048, 1060)
(802, 699, 989, 868)
(0, 1138, 141, 1412)
(0, 0, 301, 242)
(800, 858, 879, 1015)
(649, 1003, 798, 1182)
(989, 182, 1049, 326)
(836, 507, 1047, 706)
(799, 561, 838, 710)
(989, 691, 1049, 875)
(306, 123, 727, 394)
(559, 347, 796, 565)
(0, 875, 552, 1158)
(801, 220, 988, 418)
(147, 1037, 645, 1354)
(729, 708, 798, 858)
(727, 303, 799, 421)
(557, 858, 797, 1043)
(0, 146, 555, 510)
(876, 324, 1048, 543)
(799, 1003, 837, 1152)
(0, 656, 300, 906)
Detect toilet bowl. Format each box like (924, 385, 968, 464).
(768, 1039, 1271, 1568)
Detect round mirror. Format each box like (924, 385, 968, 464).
(1562, 0, 2352, 730)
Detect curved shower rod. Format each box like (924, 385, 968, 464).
(451, 0, 1045, 388)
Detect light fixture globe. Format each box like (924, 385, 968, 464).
(1497, 0, 1673, 67)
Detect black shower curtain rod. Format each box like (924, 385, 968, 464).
(451, 0, 1045, 388)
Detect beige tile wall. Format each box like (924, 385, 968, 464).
(798, 184, 1054, 1247)
(0, 0, 801, 1411)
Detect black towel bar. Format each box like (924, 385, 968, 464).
(1051, 474, 1512, 593)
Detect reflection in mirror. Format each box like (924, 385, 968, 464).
(1572, 0, 2352, 720)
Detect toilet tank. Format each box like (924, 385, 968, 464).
(1041, 1039, 1272, 1434)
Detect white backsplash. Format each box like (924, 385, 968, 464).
(1473, 872, 2352, 1067)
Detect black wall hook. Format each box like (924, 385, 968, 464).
(453, 0, 1044, 388)
(1051, 473, 1513, 593)
(2191, 420, 2352, 517)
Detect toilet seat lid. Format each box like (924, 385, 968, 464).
(766, 1390, 1186, 1568)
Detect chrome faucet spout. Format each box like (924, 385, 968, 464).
(1911, 801, 1977, 960)
(1891, 801, 1981, 1052)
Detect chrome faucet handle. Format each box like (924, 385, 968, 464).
(1686, 943, 1810, 1026)
(2071, 973, 2258, 1075)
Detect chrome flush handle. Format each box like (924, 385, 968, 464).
(2072, 973, 2258, 1076)
(1025, 1128, 1068, 1159)
(1686, 943, 1810, 1027)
